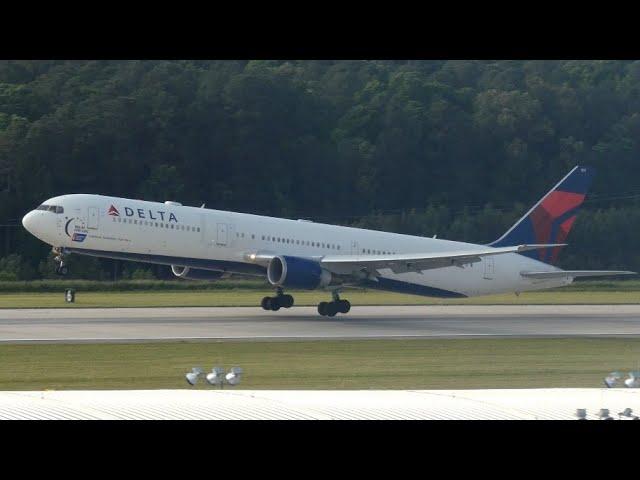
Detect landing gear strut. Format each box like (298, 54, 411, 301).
(317, 290, 351, 317)
(261, 287, 294, 311)
(53, 248, 70, 276)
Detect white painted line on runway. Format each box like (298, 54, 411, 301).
(1, 332, 638, 342)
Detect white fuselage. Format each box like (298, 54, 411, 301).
(22, 194, 568, 297)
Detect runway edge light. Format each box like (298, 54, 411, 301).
(225, 367, 243, 386)
(618, 408, 639, 420)
(186, 367, 204, 386)
(624, 371, 640, 388)
(597, 409, 613, 420)
(604, 372, 622, 388)
(206, 367, 225, 386)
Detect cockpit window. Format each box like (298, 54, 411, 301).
(36, 204, 63, 214)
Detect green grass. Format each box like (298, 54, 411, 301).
(1, 289, 640, 308)
(0, 338, 638, 390)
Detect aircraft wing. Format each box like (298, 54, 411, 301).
(520, 270, 636, 279)
(320, 244, 566, 275)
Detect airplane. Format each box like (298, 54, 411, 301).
(21, 165, 635, 316)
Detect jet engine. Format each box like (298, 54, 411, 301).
(267, 255, 332, 289)
(171, 265, 226, 281)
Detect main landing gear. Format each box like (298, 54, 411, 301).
(53, 247, 69, 276)
(317, 291, 351, 317)
(261, 287, 294, 311)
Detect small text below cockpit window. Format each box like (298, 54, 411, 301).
(36, 205, 64, 214)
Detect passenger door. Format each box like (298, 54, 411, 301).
(351, 240, 359, 256)
(216, 223, 228, 246)
(483, 257, 495, 280)
(87, 207, 99, 230)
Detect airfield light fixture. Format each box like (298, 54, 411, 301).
(604, 372, 622, 388)
(575, 408, 587, 420)
(624, 372, 640, 388)
(597, 408, 613, 420)
(225, 367, 243, 386)
(206, 367, 225, 386)
(185, 367, 204, 386)
(618, 408, 638, 420)
(186, 366, 243, 388)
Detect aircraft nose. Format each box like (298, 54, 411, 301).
(22, 211, 37, 234)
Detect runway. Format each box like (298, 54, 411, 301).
(0, 305, 640, 342)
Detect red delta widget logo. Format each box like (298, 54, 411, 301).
(108, 204, 178, 223)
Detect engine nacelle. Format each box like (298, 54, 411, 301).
(267, 255, 332, 290)
(171, 265, 226, 281)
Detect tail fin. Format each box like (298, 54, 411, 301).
(490, 165, 595, 264)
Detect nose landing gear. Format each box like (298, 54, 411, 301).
(317, 291, 351, 317)
(53, 247, 69, 276)
(261, 287, 294, 311)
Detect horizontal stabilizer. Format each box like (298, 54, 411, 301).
(520, 270, 636, 279)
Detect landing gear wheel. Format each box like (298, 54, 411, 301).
(56, 265, 69, 276)
(280, 294, 294, 308)
(270, 298, 281, 311)
(337, 299, 351, 313)
(318, 302, 328, 316)
(325, 302, 338, 317)
(261, 296, 271, 310)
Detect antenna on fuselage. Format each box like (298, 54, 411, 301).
(433, 234, 437, 239)
(200, 203, 205, 208)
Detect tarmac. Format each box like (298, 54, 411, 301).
(0, 305, 639, 342)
